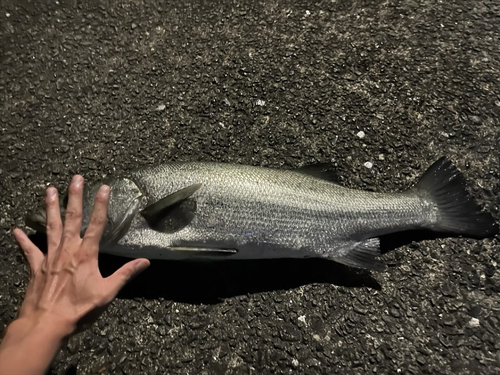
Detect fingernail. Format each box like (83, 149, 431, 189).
(72, 175, 83, 187)
(100, 185, 110, 194)
(135, 260, 150, 272)
(47, 187, 57, 198)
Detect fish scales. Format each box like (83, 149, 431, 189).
(122, 162, 432, 258)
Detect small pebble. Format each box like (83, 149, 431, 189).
(364, 161, 373, 169)
(389, 308, 401, 318)
(469, 305, 482, 317)
(256, 99, 266, 106)
(155, 104, 166, 111)
(356, 131, 365, 139)
(468, 318, 480, 328)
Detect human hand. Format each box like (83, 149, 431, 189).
(12, 175, 150, 336)
(0, 175, 149, 375)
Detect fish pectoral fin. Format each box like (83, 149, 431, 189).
(169, 246, 238, 257)
(140, 183, 202, 231)
(294, 163, 340, 183)
(334, 238, 386, 272)
(152, 199, 198, 233)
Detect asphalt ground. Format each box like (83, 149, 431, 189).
(1, 1, 499, 374)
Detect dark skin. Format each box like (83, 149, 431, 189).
(0, 175, 150, 375)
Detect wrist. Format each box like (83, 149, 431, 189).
(4, 313, 74, 346)
(0, 314, 73, 375)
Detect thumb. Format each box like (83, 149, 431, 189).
(13, 228, 45, 275)
(106, 258, 150, 298)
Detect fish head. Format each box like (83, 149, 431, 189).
(26, 177, 144, 245)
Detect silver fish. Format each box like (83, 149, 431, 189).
(26, 157, 498, 271)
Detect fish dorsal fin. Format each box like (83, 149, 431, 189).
(294, 163, 340, 182)
(140, 183, 202, 231)
(334, 238, 386, 272)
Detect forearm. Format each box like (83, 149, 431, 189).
(0, 316, 71, 375)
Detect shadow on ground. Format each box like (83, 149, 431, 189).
(28, 232, 384, 303)
(379, 229, 445, 254)
(28, 229, 457, 304)
(100, 256, 381, 304)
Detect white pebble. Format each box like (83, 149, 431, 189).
(256, 99, 266, 106)
(356, 130, 365, 139)
(155, 104, 166, 111)
(364, 161, 373, 169)
(292, 358, 299, 367)
(6, 12, 11, 17)
(440, 131, 449, 138)
(298, 315, 306, 323)
(468, 318, 480, 328)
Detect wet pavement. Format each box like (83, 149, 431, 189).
(1, 1, 499, 374)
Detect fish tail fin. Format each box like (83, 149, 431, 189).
(415, 157, 498, 237)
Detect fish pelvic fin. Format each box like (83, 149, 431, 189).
(415, 157, 498, 238)
(334, 238, 386, 272)
(169, 246, 238, 257)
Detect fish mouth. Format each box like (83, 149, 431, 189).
(25, 210, 47, 233)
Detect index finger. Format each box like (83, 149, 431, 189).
(82, 184, 110, 251)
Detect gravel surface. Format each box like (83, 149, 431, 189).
(1, 1, 499, 374)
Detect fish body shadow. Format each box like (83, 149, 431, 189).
(29, 229, 469, 304)
(28, 232, 380, 304)
(99, 255, 381, 304)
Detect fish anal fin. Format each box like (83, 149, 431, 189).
(334, 238, 386, 272)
